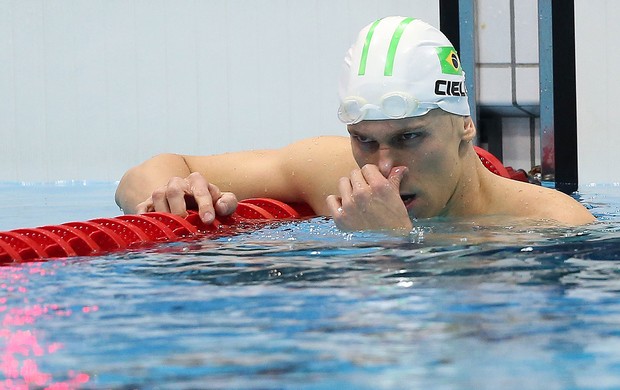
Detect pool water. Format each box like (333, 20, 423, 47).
(2, 182, 620, 389)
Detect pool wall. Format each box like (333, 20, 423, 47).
(0, 0, 616, 185)
(0, 0, 438, 182)
(574, 0, 620, 185)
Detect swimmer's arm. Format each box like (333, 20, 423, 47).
(180, 136, 356, 213)
(115, 150, 292, 215)
(115, 136, 356, 215)
(115, 153, 193, 213)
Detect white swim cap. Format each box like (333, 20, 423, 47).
(338, 16, 470, 124)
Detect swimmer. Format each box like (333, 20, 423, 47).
(115, 16, 595, 232)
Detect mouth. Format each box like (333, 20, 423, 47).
(400, 194, 417, 209)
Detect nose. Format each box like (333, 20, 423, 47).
(377, 147, 394, 178)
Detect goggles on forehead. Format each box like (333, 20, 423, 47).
(337, 92, 439, 125)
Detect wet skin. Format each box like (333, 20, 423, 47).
(333, 109, 475, 225)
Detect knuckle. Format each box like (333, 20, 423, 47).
(168, 176, 186, 186)
(369, 181, 388, 193)
(341, 196, 356, 208)
(351, 187, 371, 201)
(192, 185, 209, 197)
(151, 188, 166, 201)
(165, 184, 185, 198)
(222, 192, 238, 204)
(355, 194, 371, 205)
(187, 172, 205, 183)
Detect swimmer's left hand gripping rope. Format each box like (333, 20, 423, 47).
(0, 198, 316, 264)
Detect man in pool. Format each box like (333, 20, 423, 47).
(115, 16, 595, 232)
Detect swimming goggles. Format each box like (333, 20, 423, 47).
(337, 92, 438, 124)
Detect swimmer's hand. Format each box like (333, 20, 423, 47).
(135, 172, 238, 224)
(326, 165, 413, 233)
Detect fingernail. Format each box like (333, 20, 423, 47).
(202, 211, 214, 223)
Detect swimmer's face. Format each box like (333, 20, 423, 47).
(347, 109, 475, 219)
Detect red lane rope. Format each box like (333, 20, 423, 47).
(0, 198, 316, 264)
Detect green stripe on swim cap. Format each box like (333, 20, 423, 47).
(436, 46, 463, 75)
(384, 17, 415, 76)
(358, 19, 382, 76)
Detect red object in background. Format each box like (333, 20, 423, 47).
(474, 146, 529, 183)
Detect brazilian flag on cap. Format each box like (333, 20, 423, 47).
(436, 46, 462, 75)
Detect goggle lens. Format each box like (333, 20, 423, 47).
(338, 93, 422, 124)
(338, 99, 366, 124)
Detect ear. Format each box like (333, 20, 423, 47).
(461, 116, 476, 142)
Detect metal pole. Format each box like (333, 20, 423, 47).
(538, 0, 578, 193)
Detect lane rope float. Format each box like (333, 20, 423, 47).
(0, 198, 316, 264)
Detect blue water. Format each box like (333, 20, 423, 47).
(2, 182, 620, 389)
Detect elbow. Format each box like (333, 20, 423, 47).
(115, 165, 143, 214)
(115, 153, 187, 214)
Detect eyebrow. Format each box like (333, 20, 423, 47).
(347, 122, 429, 137)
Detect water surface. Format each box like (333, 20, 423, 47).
(1, 183, 620, 389)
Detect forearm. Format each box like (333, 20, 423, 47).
(115, 153, 192, 213)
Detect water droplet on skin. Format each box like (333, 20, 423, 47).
(307, 159, 313, 162)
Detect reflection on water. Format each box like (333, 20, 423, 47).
(2, 185, 620, 388)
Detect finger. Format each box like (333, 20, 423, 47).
(388, 166, 409, 189)
(360, 164, 387, 184)
(214, 192, 238, 217)
(166, 178, 192, 217)
(361, 164, 405, 196)
(350, 169, 370, 192)
(184, 173, 215, 223)
(151, 187, 171, 214)
(338, 176, 353, 205)
(135, 198, 153, 214)
(325, 194, 344, 217)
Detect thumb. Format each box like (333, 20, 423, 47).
(388, 166, 408, 189)
(214, 192, 238, 216)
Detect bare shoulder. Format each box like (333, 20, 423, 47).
(496, 179, 595, 225)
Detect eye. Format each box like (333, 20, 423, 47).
(390, 131, 423, 149)
(400, 132, 419, 141)
(352, 134, 374, 143)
